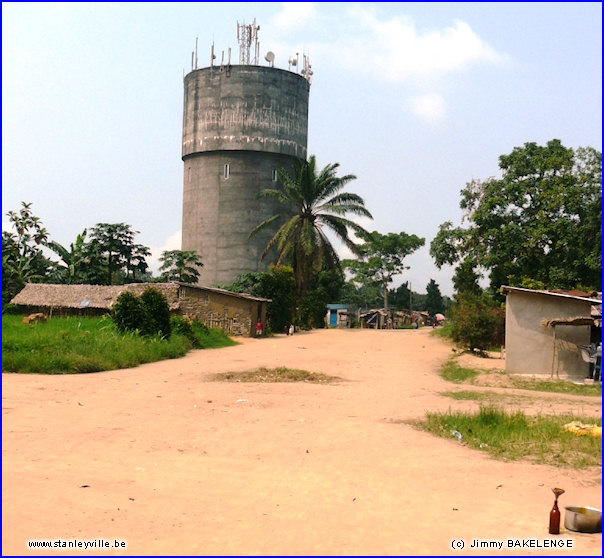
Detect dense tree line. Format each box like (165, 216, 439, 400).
(7, 139, 594, 341)
(2, 202, 203, 305)
(431, 140, 601, 293)
(430, 139, 600, 351)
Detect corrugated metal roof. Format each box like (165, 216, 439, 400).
(500, 285, 602, 304)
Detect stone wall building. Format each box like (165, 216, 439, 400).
(11, 283, 269, 337)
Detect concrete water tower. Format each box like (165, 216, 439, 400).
(181, 20, 311, 286)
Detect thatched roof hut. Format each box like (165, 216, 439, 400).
(10, 283, 271, 337)
(10, 283, 181, 313)
(541, 316, 602, 328)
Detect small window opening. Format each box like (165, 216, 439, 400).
(224, 163, 230, 179)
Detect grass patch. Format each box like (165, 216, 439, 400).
(2, 315, 236, 374)
(440, 390, 502, 402)
(439, 389, 553, 407)
(505, 375, 602, 396)
(440, 359, 602, 397)
(193, 325, 238, 349)
(212, 366, 341, 383)
(413, 404, 602, 469)
(439, 360, 481, 383)
(431, 321, 455, 339)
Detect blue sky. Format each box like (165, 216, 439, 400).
(2, 2, 602, 296)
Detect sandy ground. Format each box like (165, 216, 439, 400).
(2, 328, 601, 556)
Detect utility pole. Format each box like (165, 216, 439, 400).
(383, 281, 388, 311)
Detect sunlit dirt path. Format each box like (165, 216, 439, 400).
(3, 328, 601, 556)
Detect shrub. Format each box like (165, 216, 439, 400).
(2, 303, 23, 315)
(112, 288, 171, 338)
(140, 288, 171, 338)
(170, 316, 200, 347)
(450, 292, 505, 352)
(191, 319, 210, 336)
(112, 291, 147, 334)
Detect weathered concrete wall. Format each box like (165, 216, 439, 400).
(505, 291, 591, 378)
(182, 150, 294, 286)
(178, 285, 266, 337)
(181, 65, 309, 287)
(182, 65, 308, 158)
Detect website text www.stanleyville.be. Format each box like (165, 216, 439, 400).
(28, 539, 127, 550)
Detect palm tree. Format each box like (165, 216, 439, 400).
(159, 250, 203, 283)
(2, 202, 52, 302)
(250, 155, 373, 295)
(45, 230, 89, 284)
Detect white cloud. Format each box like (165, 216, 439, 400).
(408, 93, 447, 124)
(267, 6, 507, 123)
(272, 2, 317, 32)
(148, 230, 181, 275)
(324, 7, 508, 85)
(268, 5, 507, 87)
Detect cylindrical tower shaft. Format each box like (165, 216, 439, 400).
(182, 64, 309, 286)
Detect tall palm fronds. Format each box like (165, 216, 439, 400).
(250, 155, 373, 294)
(45, 230, 89, 284)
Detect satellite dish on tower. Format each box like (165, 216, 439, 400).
(264, 51, 275, 67)
(288, 53, 299, 72)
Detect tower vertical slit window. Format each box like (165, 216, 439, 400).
(224, 163, 230, 179)
(271, 168, 277, 182)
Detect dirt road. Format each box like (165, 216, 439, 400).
(2, 328, 601, 555)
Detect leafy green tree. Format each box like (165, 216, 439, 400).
(250, 155, 373, 296)
(159, 250, 203, 283)
(343, 230, 425, 309)
(84, 223, 150, 285)
(430, 140, 602, 292)
(425, 279, 444, 316)
(125, 243, 151, 282)
(45, 229, 90, 284)
(388, 282, 441, 312)
(224, 265, 296, 333)
(296, 269, 345, 330)
(452, 258, 482, 295)
(341, 281, 382, 310)
(2, 202, 52, 303)
(450, 293, 505, 353)
(388, 282, 412, 311)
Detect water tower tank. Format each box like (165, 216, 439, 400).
(181, 61, 310, 286)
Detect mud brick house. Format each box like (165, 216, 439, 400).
(11, 282, 269, 337)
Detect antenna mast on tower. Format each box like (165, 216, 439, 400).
(237, 18, 260, 65)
